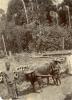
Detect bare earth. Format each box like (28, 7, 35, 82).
(0, 76, 72, 100)
(16, 76, 72, 100)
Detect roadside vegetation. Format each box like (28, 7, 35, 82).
(0, 0, 72, 54)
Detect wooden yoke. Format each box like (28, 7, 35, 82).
(36, 74, 52, 78)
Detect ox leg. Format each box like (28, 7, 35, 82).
(38, 77, 42, 87)
(52, 76, 56, 85)
(47, 77, 49, 85)
(31, 82, 36, 92)
(55, 75, 61, 86)
(37, 77, 43, 89)
(55, 78, 58, 85)
(57, 77, 61, 85)
(59, 78, 61, 85)
(58, 75, 61, 85)
(37, 79, 43, 92)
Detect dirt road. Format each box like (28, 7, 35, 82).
(16, 76, 72, 100)
(0, 75, 72, 100)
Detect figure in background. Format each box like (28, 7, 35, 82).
(49, 60, 61, 85)
(53, 60, 61, 85)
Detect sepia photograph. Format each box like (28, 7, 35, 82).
(0, 0, 72, 100)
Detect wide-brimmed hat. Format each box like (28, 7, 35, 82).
(53, 59, 61, 63)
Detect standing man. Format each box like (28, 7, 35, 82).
(53, 60, 61, 85)
(3, 62, 17, 100)
(49, 60, 61, 85)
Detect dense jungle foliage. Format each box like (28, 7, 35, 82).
(0, 0, 72, 53)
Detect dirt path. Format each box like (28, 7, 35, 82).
(16, 76, 72, 100)
(17, 86, 64, 100)
(1, 76, 72, 100)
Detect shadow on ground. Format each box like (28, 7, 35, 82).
(64, 93, 72, 100)
(18, 82, 55, 96)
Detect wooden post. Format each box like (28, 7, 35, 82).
(56, 5, 59, 26)
(67, 7, 71, 28)
(21, 0, 28, 24)
(64, 5, 71, 28)
(29, 0, 34, 11)
(2, 34, 7, 56)
(62, 36, 64, 50)
(36, 0, 39, 9)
